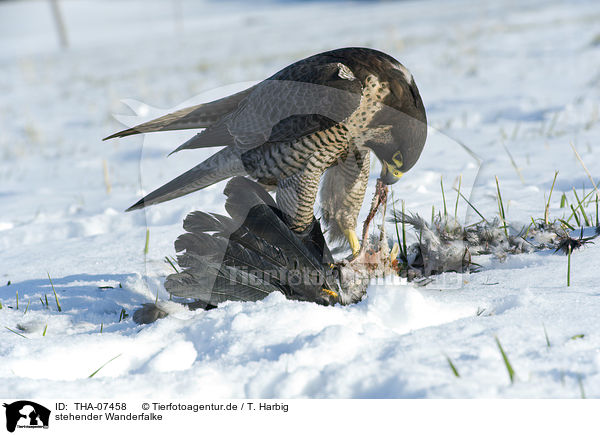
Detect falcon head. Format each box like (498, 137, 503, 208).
(346, 49, 427, 185)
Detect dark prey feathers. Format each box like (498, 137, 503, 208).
(164, 177, 342, 306)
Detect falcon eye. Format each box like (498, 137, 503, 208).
(393, 170, 402, 177)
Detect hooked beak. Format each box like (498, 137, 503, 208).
(380, 162, 403, 185)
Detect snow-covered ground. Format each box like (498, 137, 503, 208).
(1, 0, 599, 399)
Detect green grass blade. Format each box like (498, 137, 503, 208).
(47, 272, 62, 312)
(545, 171, 558, 225)
(42, 324, 47, 336)
(455, 189, 488, 224)
(440, 176, 447, 218)
(572, 188, 590, 226)
(495, 335, 516, 384)
(88, 353, 122, 378)
(568, 205, 581, 226)
(144, 228, 150, 255)
(543, 324, 551, 348)
(165, 256, 180, 274)
(454, 175, 462, 221)
(495, 176, 508, 238)
(5, 326, 28, 339)
(390, 189, 406, 263)
(558, 219, 575, 231)
(445, 355, 460, 378)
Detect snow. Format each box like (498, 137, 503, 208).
(1, 0, 600, 399)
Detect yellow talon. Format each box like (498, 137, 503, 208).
(322, 288, 339, 299)
(390, 242, 400, 261)
(343, 229, 361, 257)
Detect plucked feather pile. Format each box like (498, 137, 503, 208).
(391, 210, 600, 280)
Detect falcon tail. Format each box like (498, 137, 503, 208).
(164, 177, 340, 307)
(102, 86, 254, 140)
(126, 147, 244, 211)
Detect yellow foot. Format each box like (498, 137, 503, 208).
(390, 242, 400, 263)
(343, 229, 361, 257)
(322, 288, 339, 299)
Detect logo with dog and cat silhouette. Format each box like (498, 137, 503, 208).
(3, 401, 50, 432)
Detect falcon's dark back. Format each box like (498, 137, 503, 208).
(265, 47, 427, 171)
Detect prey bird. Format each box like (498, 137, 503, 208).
(134, 177, 372, 324)
(104, 47, 427, 256)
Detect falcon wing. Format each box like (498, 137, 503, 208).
(169, 61, 363, 153)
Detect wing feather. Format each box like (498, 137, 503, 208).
(103, 86, 255, 140)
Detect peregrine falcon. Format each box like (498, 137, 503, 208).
(104, 47, 427, 256)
